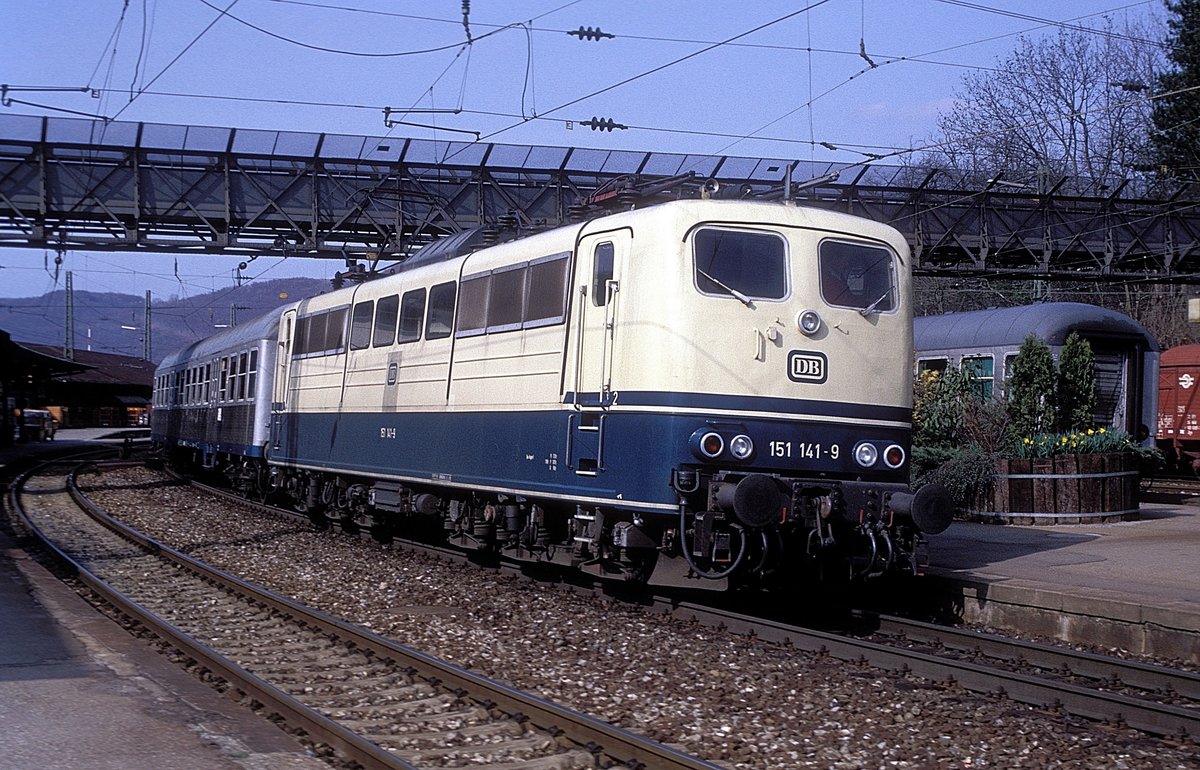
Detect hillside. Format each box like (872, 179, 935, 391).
(0, 277, 329, 364)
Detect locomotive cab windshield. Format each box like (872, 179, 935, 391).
(693, 227, 789, 302)
(819, 239, 898, 312)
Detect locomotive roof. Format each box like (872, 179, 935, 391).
(914, 302, 1159, 353)
(157, 309, 280, 370)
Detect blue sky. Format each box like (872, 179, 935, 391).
(0, 0, 1165, 299)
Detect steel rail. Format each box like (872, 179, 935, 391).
(8, 459, 419, 770)
(658, 601, 1200, 739)
(182, 470, 1200, 740)
(871, 614, 1200, 701)
(20, 460, 723, 770)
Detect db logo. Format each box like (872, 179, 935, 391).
(787, 350, 828, 384)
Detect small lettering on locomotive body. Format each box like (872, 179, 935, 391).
(380, 427, 397, 439)
(787, 350, 828, 384)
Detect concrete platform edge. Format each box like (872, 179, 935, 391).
(928, 573, 1200, 664)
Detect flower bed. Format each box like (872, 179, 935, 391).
(970, 429, 1142, 524)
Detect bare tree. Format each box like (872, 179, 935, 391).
(924, 15, 1165, 186)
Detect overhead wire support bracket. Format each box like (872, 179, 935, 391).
(382, 106, 480, 139)
(1, 84, 108, 119)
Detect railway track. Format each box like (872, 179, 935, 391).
(1140, 474, 1200, 504)
(661, 602, 1200, 741)
(9, 459, 724, 770)
(178, 470, 1200, 742)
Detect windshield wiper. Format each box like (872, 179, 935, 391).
(697, 268, 754, 308)
(859, 287, 893, 317)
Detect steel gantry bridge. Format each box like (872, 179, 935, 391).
(2, 112, 1200, 282)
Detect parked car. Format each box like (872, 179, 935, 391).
(20, 409, 56, 442)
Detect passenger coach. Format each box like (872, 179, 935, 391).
(914, 302, 1159, 437)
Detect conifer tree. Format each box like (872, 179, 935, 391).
(1056, 332, 1097, 432)
(1006, 335, 1057, 436)
(1153, 0, 1200, 178)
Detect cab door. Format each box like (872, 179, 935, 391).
(271, 308, 297, 452)
(567, 229, 631, 474)
(573, 230, 631, 406)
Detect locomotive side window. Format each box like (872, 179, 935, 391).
(294, 308, 349, 357)
(526, 254, 570, 327)
(457, 274, 490, 337)
(350, 300, 374, 350)
(398, 289, 426, 343)
(694, 228, 788, 301)
(303, 314, 327, 356)
(426, 282, 456, 340)
(458, 254, 570, 337)
(592, 242, 615, 307)
(373, 295, 399, 347)
(325, 308, 347, 353)
(819, 240, 896, 311)
(488, 266, 527, 332)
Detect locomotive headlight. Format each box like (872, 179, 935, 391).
(700, 431, 725, 458)
(884, 444, 906, 468)
(797, 309, 822, 336)
(729, 434, 754, 460)
(853, 441, 879, 468)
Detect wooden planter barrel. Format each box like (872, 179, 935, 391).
(979, 453, 1139, 525)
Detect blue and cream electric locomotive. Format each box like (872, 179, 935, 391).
(153, 199, 952, 588)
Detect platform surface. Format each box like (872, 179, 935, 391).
(927, 501, 1199, 612)
(0, 434, 326, 770)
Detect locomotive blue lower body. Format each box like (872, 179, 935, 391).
(253, 391, 950, 588)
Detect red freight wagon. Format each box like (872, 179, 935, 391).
(1158, 344, 1200, 470)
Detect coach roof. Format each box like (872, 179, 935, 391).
(914, 302, 1159, 353)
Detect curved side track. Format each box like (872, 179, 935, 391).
(10, 460, 724, 770)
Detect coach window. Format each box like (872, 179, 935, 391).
(694, 228, 788, 301)
(238, 352, 249, 399)
(398, 288, 426, 343)
(592, 242, 614, 307)
(248, 350, 258, 394)
(916, 358, 948, 376)
(1002, 353, 1018, 398)
(373, 295, 399, 347)
(426, 282, 456, 340)
(820, 240, 896, 311)
(962, 355, 995, 398)
(204, 363, 212, 402)
(219, 358, 229, 401)
(350, 300, 374, 350)
(230, 355, 241, 400)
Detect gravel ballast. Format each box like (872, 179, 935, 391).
(79, 467, 1199, 769)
